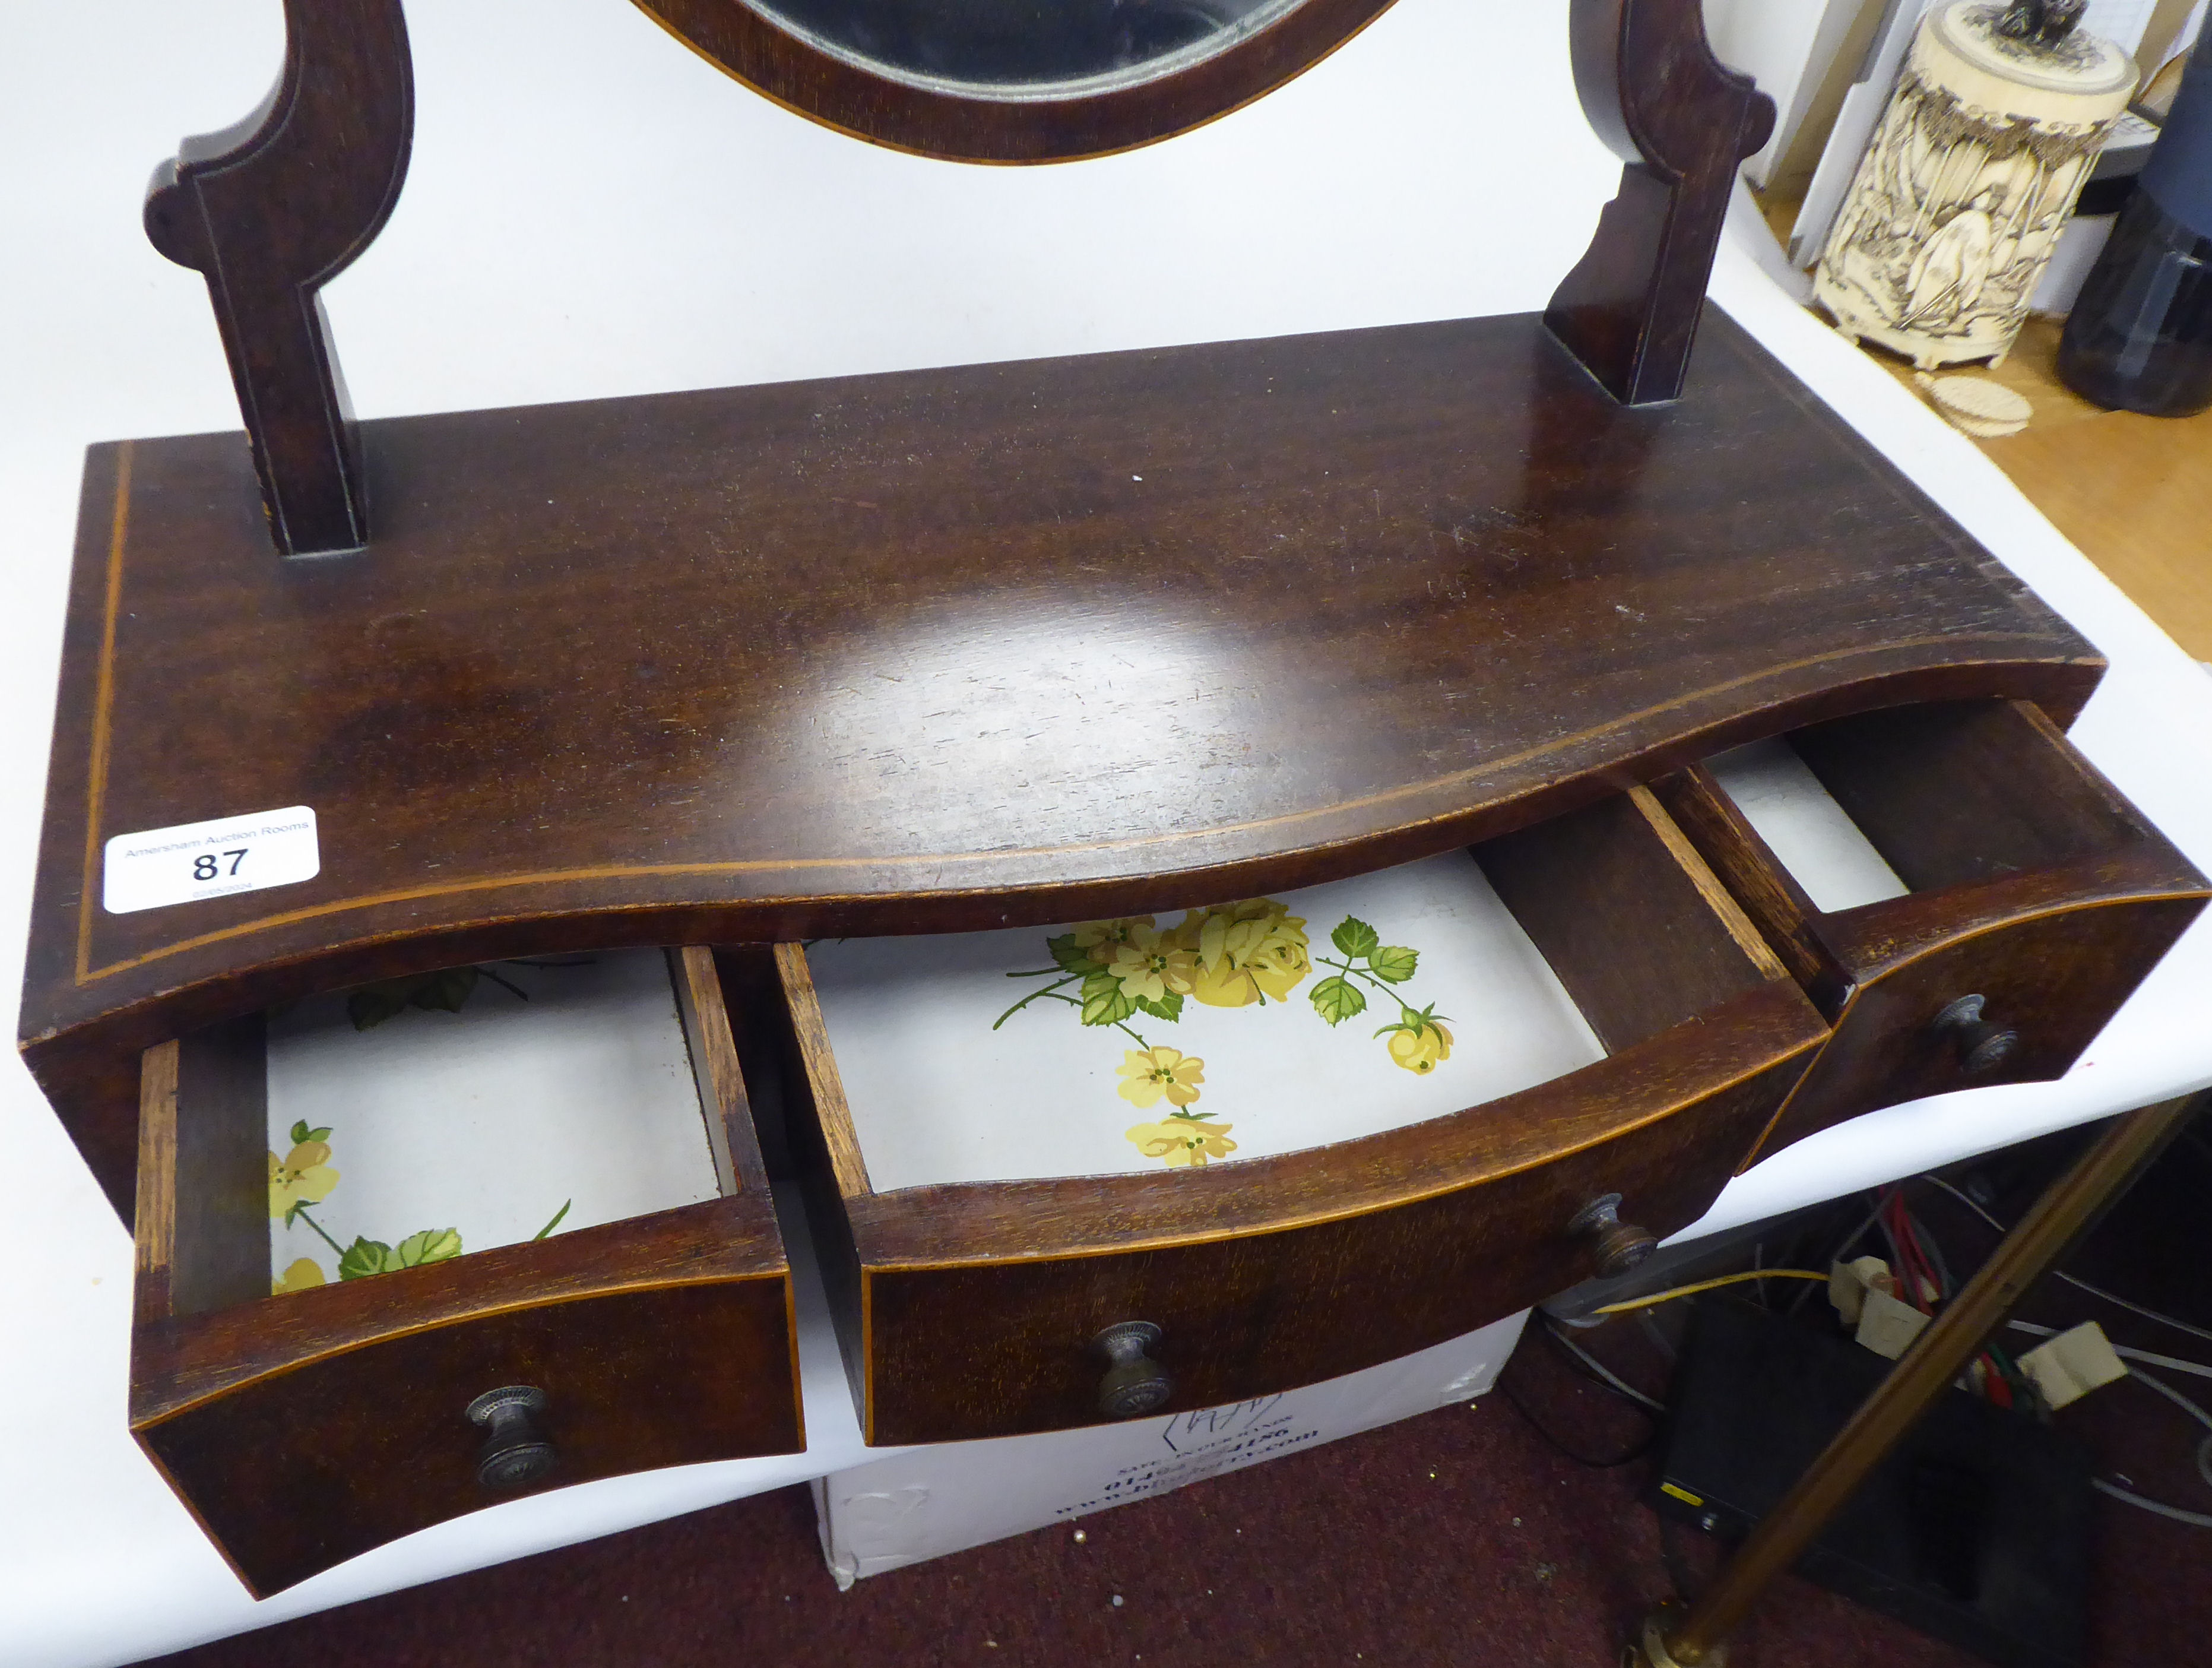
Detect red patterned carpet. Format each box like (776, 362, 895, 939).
(142, 1298, 2208, 1668)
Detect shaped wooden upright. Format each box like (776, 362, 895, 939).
(1547, 0, 1779, 404)
(142, 0, 412, 555)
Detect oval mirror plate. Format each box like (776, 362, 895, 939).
(632, 0, 1400, 160)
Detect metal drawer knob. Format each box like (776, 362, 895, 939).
(1932, 994, 2020, 1075)
(467, 1385, 557, 1490)
(1092, 1321, 1172, 1419)
(1568, 1194, 1658, 1279)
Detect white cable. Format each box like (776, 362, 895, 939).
(2127, 1363, 2212, 1437)
(2093, 1478, 2212, 1528)
(1924, 1176, 2212, 1349)
(2090, 1365, 2212, 1530)
(1541, 1318, 1666, 1414)
(2002, 1319, 2212, 1384)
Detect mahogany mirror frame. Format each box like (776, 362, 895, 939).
(631, 0, 1403, 163)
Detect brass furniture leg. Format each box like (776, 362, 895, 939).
(1627, 1095, 2198, 1667)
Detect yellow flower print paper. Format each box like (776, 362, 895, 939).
(1175, 900, 1311, 1008)
(263, 950, 722, 1295)
(1115, 1046, 1206, 1109)
(269, 1131, 338, 1217)
(272, 1256, 328, 1294)
(1384, 1015, 1454, 1075)
(1125, 1112, 1238, 1167)
(802, 852, 1605, 1190)
(1000, 890, 1463, 1166)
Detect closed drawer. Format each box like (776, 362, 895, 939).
(754, 787, 1828, 1446)
(129, 947, 801, 1597)
(1657, 699, 2208, 1166)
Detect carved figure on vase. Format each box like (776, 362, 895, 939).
(1814, 1, 2135, 369)
(1904, 187, 2000, 329)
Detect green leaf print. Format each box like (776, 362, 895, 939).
(1368, 945, 1419, 983)
(1308, 975, 1368, 1026)
(1133, 990, 1185, 1023)
(392, 1227, 463, 1268)
(1330, 917, 1380, 960)
(338, 1236, 393, 1280)
(1080, 969, 1137, 1027)
(1047, 932, 1096, 975)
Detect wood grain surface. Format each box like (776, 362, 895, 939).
(1479, 787, 1785, 1054)
(671, 943, 765, 1195)
(1859, 315, 2212, 661)
(768, 792, 1831, 1441)
(137, 1277, 799, 1596)
(129, 950, 802, 1595)
(1791, 700, 2161, 891)
(131, 1016, 270, 1325)
(815, 982, 1821, 1442)
(1655, 701, 2209, 1164)
(1746, 888, 2205, 1163)
(1979, 394, 2212, 661)
(21, 309, 2104, 1220)
(853, 1055, 1801, 1445)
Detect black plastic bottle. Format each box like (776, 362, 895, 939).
(2057, 44, 2212, 416)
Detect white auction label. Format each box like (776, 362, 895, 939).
(102, 806, 321, 914)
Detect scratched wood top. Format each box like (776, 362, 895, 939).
(21, 308, 2097, 1130)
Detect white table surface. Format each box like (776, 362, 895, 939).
(4, 4, 2209, 1664)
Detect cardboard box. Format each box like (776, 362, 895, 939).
(813, 1310, 1528, 1587)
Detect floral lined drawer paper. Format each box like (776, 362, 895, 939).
(266, 951, 722, 1296)
(806, 850, 1606, 1192)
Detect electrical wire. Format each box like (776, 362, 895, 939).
(1541, 1316, 1667, 1412)
(1494, 1317, 1663, 1467)
(1789, 1190, 1892, 1313)
(1495, 1374, 1656, 1469)
(1914, 1176, 2212, 1524)
(1590, 1268, 1828, 1316)
(1885, 1191, 1940, 1311)
(1924, 1175, 2212, 1349)
(2003, 1318, 2212, 1384)
(2089, 1365, 2212, 1530)
(1891, 1188, 2019, 1406)
(1905, 1207, 1954, 1297)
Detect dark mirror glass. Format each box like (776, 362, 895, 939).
(744, 0, 1299, 90)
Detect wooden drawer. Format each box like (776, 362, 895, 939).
(128, 947, 801, 1597)
(1657, 700, 2208, 1166)
(752, 787, 1828, 1446)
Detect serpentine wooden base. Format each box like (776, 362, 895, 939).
(24, 306, 2106, 1220)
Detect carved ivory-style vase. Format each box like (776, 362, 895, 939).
(1815, 2, 2135, 369)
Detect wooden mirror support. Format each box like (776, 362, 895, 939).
(143, 0, 413, 557)
(1547, 0, 1778, 404)
(146, 0, 1777, 561)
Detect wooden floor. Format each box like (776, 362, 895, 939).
(1753, 192, 2212, 661)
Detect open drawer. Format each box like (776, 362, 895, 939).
(1656, 699, 2208, 1167)
(753, 787, 1829, 1446)
(128, 947, 801, 1597)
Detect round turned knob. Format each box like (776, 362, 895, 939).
(1091, 1321, 1172, 1419)
(466, 1385, 556, 1490)
(1568, 1194, 1658, 1279)
(1931, 995, 2020, 1075)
